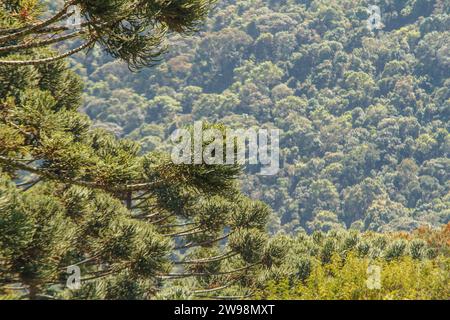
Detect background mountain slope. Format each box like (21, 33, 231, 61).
(73, 0, 450, 234)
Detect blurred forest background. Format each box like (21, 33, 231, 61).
(72, 0, 449, 234)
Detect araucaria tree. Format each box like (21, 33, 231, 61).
(0, 1, 284, 299)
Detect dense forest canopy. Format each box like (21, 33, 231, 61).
(75, 0, 449, 234)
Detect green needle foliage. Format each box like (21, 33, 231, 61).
(0, 0, 215, 69)
(0, 1, 284, 300)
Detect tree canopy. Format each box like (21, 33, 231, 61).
(75, 0, 449, 235)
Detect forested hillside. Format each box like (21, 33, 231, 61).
(76, 0, 450, 234)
